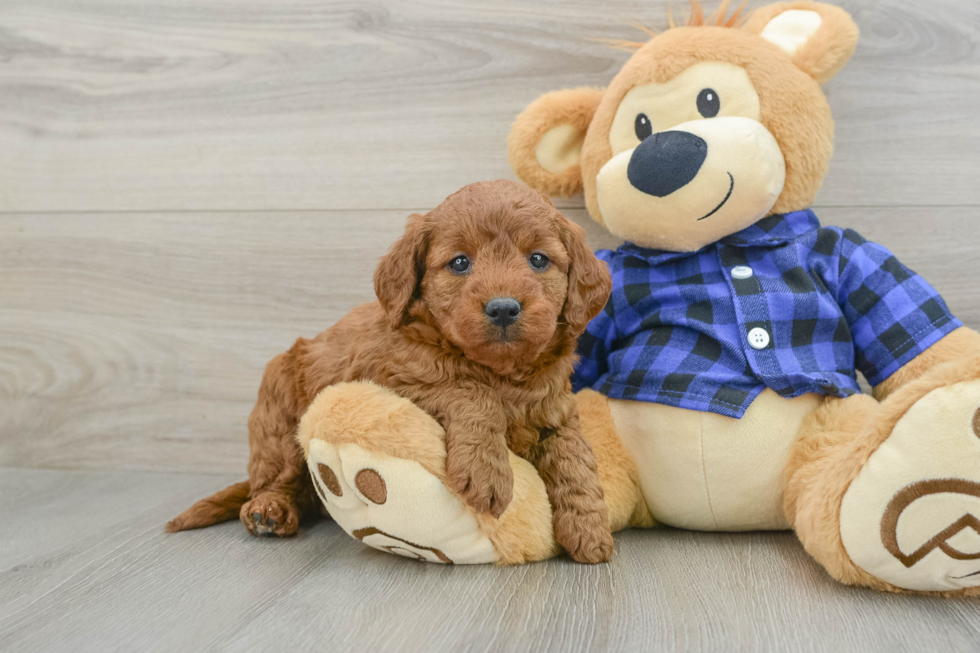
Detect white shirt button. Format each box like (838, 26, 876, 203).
(748, 327, 771, 350)
(731, 265, 754, 280)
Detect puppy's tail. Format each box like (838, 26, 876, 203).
(165, 480, 251, 532)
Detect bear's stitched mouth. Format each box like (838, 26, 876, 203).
(698, 172, 734, 221)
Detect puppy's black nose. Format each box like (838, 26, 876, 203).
(485, 297, 521, 328)
(627, 130, 707, 197)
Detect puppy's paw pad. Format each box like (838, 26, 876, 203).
(240, 495, 298, 537)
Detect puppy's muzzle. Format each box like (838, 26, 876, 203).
(484, 297, 521, 328)
(627, 131, 708, 197)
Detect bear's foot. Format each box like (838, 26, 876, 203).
(306, 437, 498, 564)
(840, 379, 980, 592)
(297, 381, 558, 565)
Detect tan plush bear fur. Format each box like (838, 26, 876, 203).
(503, 0, 980, 593)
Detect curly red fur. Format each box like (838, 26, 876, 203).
(168, 180, 615, 563)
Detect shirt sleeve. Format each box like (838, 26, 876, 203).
(572, 251, 617, 392)
(834, 228, 962, 387)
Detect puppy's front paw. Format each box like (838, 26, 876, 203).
(556, 509, 614, 564)
(446, 451, 514, 518)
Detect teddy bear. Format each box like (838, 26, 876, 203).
(297, 1, 980, 595)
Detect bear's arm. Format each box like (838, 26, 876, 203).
(830, 228, 966, 394)
(872, 327, 980, 400)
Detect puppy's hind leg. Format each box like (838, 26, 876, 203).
(241, 351, 317, 537)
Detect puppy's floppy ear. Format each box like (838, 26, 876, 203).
(557, 215, 612, 335)
(374, 213, 431, 329)
(742, 1, 859, 84)
(508, 87, 605, 198)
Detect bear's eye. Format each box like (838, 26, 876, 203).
(697, 88, 720, 118)
(634, 113, 653, 141)
(528, 252, 550, 271)
(448, 255, 471, 274)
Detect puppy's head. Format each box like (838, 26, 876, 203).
(374, 180, 610, 373)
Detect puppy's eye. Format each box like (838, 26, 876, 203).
(448, 255, 470, 274)
(697, 88, 720, 118)
(528, 252, 550, 271)
(634, 113, 653, 141)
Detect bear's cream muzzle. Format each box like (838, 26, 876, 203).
(596, 116, 786, 252)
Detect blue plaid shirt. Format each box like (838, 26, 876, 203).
(572, 209, 961, 418)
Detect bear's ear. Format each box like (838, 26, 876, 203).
(742, 2, 859, 84)
(508, 87, 604, 197)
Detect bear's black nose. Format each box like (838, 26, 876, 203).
(485, 297, 521, 328)
(627, 130, 708, 197)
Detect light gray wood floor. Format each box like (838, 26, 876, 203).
(1, 1, 979, 651)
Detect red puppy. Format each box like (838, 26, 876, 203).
(168, 180, 615, 563)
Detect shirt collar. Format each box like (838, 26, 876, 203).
(721, 209, 821, 247)
(617, 209, 821, 266)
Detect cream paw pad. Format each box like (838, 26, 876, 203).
(297, 381, 499, 565)
(306, 439, 498, 564)
(841, 379, 980, 591)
